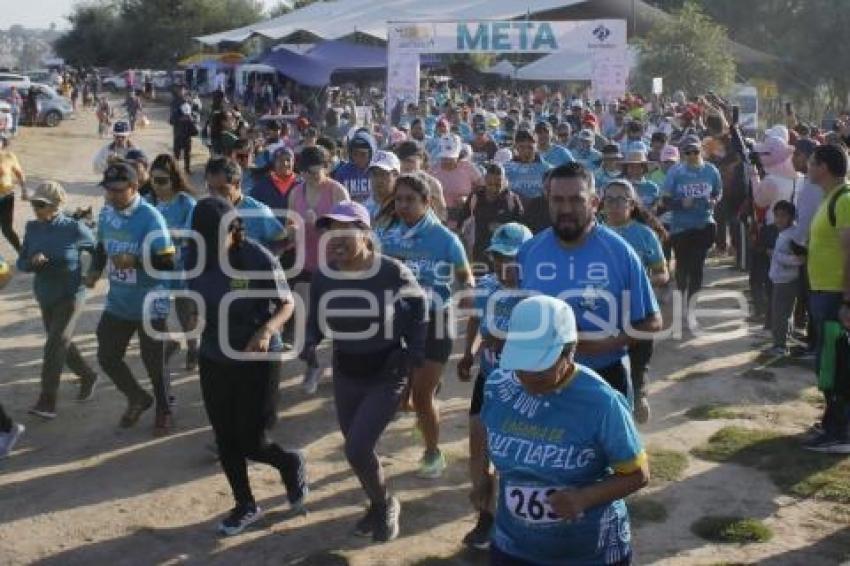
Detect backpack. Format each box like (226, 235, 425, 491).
(827, 184, 850, 227)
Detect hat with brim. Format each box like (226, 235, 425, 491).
(316, 201, 371, 229)
(500, 296, 578, 372)
(485, 222, 533, 257)
(621, 150, 650, 166)
(99, 161, 138, 189)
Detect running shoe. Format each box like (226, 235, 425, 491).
(119, 393, 154, 428)
(634, 395, 651, 425)
(373, 495, 401, 543)
(302, 366, 322, 395)
(77, 374, 99, 402)
(352, 505, 378, 537)
(417, 449, 446, 479)
(217, 503, 264, 536)
(462, 511, 494, 550)
(28, 396, 57, 420)
(186, 348, 199, 372)
(803, 433, 850, 454)
(0, 423, 25, 458)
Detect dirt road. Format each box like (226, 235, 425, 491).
(0, 102, 849, 565)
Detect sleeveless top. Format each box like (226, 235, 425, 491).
(288, 178, 345, 274)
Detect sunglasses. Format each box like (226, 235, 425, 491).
(151, 176, 171, 185)
(31, 200, 50, 209)
(683, 150, 700, 156)
(235, 153, 251, 160)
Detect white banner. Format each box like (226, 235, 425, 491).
(387, 20, 628, 120)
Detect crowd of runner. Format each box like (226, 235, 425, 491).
(0, 78, 848, 564)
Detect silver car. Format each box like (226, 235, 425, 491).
(1, 83, 74, 127)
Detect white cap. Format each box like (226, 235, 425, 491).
(180, 103, 192, 115)
(369, 150, 401, 173)
(570, 99, 584, 109)
(437, 134, 462, 159)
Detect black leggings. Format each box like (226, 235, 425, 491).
(0, 194, 21, 252)
(0, 403, 12, 433)
(628, 339, 654, 397)
(671, 224, 715, 299)
(200, 356, 303, 506)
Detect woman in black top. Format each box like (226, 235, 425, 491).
(301, 201, 427, 543)
(187, 197, 308, 537)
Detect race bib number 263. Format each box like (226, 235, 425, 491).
(505, 484, 561, 525)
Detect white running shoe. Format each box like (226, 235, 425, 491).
(302, 366, 322, 395)
(0, 423, 25, 458)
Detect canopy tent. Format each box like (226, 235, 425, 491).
(484, 60, 517, 78)
(515, 46, 639, 81)
(258, 40, 388, 87)
(178, 51, 245, 67)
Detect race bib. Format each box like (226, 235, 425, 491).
(108, 259, 137, 284)
(681, 182, 711, 199)
(505, 484, 561, 525)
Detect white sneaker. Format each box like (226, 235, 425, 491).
(0, 423, 25, 458)
(302, 366, 322, 395)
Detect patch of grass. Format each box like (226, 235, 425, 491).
(692, 426, 850, 503)
(648, 447, 688, 484)
(686, 404, 752, 421)
(691, 516, 773, 543)
(628, 497, 668, 527)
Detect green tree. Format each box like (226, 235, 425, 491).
(634, 2, 736, 96)
(55, 0, 266, 69)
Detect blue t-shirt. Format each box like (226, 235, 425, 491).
(572, 147, 603, 172)
(540, 144, 575, 168)
(332, 162, 371, 204)
(662, 162, 723, 234)
(188, 239, 290, 362)
(518, 225, 659, 370)
(632, 178, 660, 209)
(595, 169, 623, 195)
(504, 158, 553, 201)
(156, 192, 196, 288)
(97, 197, 175, 321)
(473, 274, 527, 377)
(17, 214, 96, 307)
(236, 195, 286, 249)
(377, 210, 469, 310)
(607, 221, 665, 272)
(481, 367, 645, 565)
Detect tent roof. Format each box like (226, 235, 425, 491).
(484, 60, 517, 77)
(196, 0, 585, 45)
(515, 46, 639, 81)
(259, 40, 389, 87)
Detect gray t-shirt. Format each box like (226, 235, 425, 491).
(792, 176, 824, 247)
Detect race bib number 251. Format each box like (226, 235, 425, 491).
(505, 484, 561, 525)
(108, 260, 137, 284)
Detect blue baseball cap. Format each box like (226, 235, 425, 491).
(500, 296, 578, 372)
(486, 222, 533, 257)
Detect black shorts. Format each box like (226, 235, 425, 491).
(469, 371, 486, 416)
(424, 309, 453, 364)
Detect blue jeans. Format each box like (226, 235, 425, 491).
(809, 291, 845, 438)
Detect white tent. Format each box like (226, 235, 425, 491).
(515, 46, 639, 81)
(196, 0, 585, 45)
(515, 51, 591, 81)
(484, 60, 517, 78)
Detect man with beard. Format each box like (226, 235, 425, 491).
(517, 163, 662, 400)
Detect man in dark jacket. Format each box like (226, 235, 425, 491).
(172, 103, 199, 174)
(332, 129, 376, 205)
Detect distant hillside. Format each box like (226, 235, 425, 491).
(0, 25, 61, 71)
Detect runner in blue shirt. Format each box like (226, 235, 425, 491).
(661, 135, 722, 299)
(595, 144, 624, 196)
(85, 161, 177, 435)
(620, 150, 660, 211)
(482, 295, 649, 565)
(518, 163, 662, 402)
(603, 179, 671, 425)
(535, 121, 574, 168)
(332, 130, 376, 204)
(457, 222, 532, 550)
(572, 130, 603, 173)
(377, 173, 474, 479)
(503, 129, 552, 206)
(204, 157, 287, 255)
(150, 153, 199, 371)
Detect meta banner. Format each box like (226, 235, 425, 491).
(388, 20, 626, 54)
(386, 19, 627, 118)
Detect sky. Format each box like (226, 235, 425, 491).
(5, 0, 282, 30)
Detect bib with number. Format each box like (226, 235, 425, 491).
(108, 259, 137, 284)
(505, 484, 561, 525)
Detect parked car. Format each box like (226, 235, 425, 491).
(23, 70, 51, 84)
(0, 100, 12, 136)
(1, 83, 73, 127)
(0, 73, 31, 91)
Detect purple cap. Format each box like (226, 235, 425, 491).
(316, 200, 371, 229)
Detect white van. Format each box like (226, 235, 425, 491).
(0, 73, 31, 91)
(731, 85, 759, 134)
